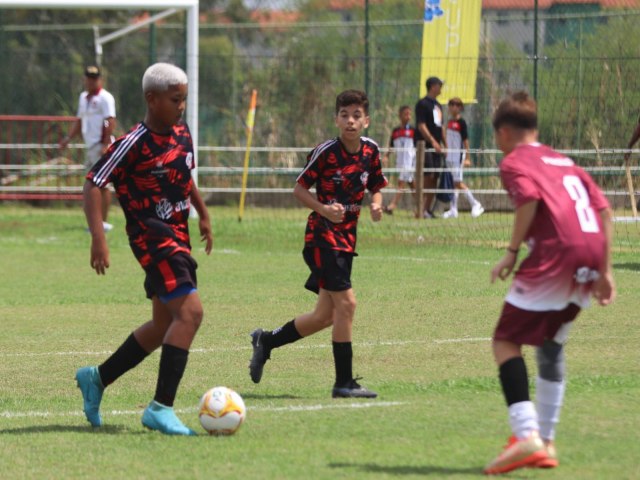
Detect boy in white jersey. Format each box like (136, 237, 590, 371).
(484, 92, 615, 475)
(383, 105, 416, 214)
(442, 97, 483, 219)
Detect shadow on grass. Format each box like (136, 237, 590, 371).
(0, 424, 134, 435)
(613, 262, 640, 272)
(238, 392, 302, 400)
(328, 462, 482, 477)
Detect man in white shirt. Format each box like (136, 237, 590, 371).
(60, 65, 116, 231)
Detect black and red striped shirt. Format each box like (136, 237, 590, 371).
(87, 121, 195, 268)
(297, 137, 388, 253)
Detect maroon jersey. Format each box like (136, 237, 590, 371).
(500, 143, 610, 311)
(87, 121, 195, 268)
(297, 137, 388, 253)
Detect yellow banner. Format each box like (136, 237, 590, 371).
(419, 0, 482, 103)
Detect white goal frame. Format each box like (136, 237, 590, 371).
(0, 0, 200, 175)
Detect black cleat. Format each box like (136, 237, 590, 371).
(249, 328, 270, 384)
(332, 378, 377, 399)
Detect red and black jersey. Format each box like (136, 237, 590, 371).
(388, 124, 415, 148)
(86, 121, 195, 268)
(297, 137, 388, 253)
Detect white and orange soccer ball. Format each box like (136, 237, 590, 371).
(198, 386, 246, 435)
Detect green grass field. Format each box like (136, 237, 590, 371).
(0, 204, 638, 479)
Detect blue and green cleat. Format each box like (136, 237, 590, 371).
(141, 400, 197, 436)
(75, 366, 104, 427)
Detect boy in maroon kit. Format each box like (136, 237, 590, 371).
(249, 90, 387, 398)
(484, 91, 615, 474)
(76, 63, 212, 436)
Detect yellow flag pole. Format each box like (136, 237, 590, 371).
(238, 89, 258, 222)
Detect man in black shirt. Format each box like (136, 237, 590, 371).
(415, 76, 445, 218)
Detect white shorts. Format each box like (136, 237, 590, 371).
(397, 155, 415, 184)
(445, 154, 463, 183)
(85, 143, 103, 169)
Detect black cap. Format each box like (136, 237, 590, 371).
(84, 65, 101, 78)
(426, 76, 444, 90)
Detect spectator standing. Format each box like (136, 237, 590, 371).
(442, 97, 484, 219)
(415, 76, 445, 218)
(383, 105, 416, 214)
(60, 65, 116, 231)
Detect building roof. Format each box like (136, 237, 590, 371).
(328, 0, 384, 9)
(483, 0, 639, 9)
(249, 9, 301, 25)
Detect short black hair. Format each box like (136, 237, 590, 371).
(398, 105, 411, 114)
(335, 89, 369, 115)
(425, 76, 443, 91)
(492, 91, 538, 130)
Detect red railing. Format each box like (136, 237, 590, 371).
(0, 115, 84, 201)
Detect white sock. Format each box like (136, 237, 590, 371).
(536, 377, 565, 441)
(508, 401, 539, 439)
(451, 192, 459, 211)
(464, 189, 477, 206)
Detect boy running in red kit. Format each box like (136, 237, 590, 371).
(76, 63, 212, 436)
(484, 91, 615, 474)
(248, 90, 387, 398)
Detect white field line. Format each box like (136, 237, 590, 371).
(0, 337, 491, 358)
(0, 401, 405, 421)
(360, 255, 492, 266)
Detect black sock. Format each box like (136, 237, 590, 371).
(154, 344, 189, 407)
(332, 341, 353, 387)
(98, 333, 150, 387)
(499, 356, 530, 406)
(263, 319, 302, 350)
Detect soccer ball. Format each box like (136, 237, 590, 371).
(198, 386, 246, 435)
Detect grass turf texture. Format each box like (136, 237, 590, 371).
(0, 204, 638, 479)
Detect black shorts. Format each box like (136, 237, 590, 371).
(144, 252, 198, 300)
(303, 247, 354, 294)
(423, 150, 443, 178)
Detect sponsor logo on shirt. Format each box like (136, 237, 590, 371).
(541, 156, 574, 167)
(344, 204, 361, 212)
(360, 171, 369, 187)
(156, 198, 191, 220)
(574, 267, 600, 284)
(152, 161, 169, 177)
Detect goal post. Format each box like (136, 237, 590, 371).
(0, 0, 200, 183)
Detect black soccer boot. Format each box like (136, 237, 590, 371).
(332, 377, 377, 399)
(249, 328, 271, 384)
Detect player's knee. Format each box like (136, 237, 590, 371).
(536, 340, 565, 382)
(180, 301, 204, 331)
(338, 296, 357, 318)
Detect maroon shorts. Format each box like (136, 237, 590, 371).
(303, 247, 354, 294)
(493, 302, 581, 346)
(144, 252, 198, 300)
